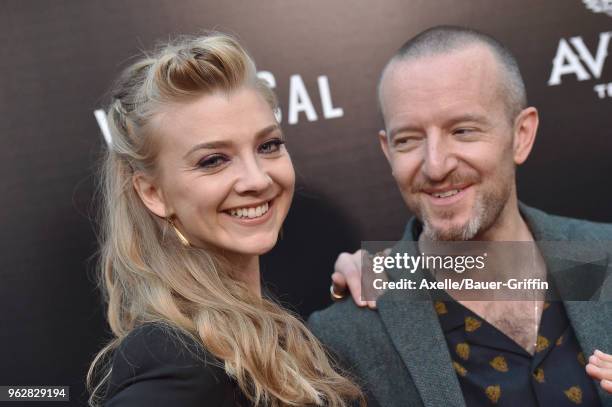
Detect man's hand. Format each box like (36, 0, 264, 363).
(586, 349, 612, 394)
(331, 249, 389, 309)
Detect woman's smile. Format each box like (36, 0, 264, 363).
(222, 198, 275, 225)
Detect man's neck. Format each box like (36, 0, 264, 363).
(476, 200, 534, 242)
(417, 200, 547, 355)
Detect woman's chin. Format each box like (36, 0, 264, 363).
(222, 234, 279, 257)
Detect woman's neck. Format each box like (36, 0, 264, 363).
(227, 254, 261, 297)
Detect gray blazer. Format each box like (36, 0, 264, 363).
(309, 203, 612, 406)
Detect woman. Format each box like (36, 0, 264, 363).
(87, 33, 363, 406)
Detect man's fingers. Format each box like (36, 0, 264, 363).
(595, 349, 612, 362)
(601, 379, 612, 394)
(586, 362, 612, 394)
(586, 358, 612, 379)
(586, 363, 603, 380)
(590, 354, 612, 369)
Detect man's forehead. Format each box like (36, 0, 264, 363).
(383, 45, 498, 90)
(380, 45, 502, 121)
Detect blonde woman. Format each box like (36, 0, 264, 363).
(87, 33, 363, 406)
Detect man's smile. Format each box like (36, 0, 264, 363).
(423, 184, 473, 207)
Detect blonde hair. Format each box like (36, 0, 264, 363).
(87, 33, 363, 406)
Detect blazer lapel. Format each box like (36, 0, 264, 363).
(520, 203, 612, 404)
(378, 291, 466, 407)
(376, 236, 466, 407)
(375, 203, 611, 407)
(519, 201, 612, 299)
(549, 248, 612, 404)
(564, 299, 612, 405)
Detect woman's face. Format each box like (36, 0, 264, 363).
(134, 86, 295, 257)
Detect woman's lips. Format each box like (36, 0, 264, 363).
(222, 199, 275, 226)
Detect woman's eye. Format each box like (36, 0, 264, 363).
(258, 138, 285, 154)
(197, 154, 228, 169)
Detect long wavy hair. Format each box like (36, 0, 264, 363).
(86, 33, 363, 406)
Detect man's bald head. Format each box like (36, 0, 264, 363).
(378, 26, 527, 124)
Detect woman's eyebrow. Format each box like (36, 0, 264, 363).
(183, 140, 232, 158)
(254, 124, 281, 141)
(183, 124, 281, 159)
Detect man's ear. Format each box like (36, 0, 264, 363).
(379, 130, 392, 164)
(132, 171, 170, 218)
(513, 107, 539, 165)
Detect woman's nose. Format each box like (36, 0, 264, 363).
(234, 156, 273, 194)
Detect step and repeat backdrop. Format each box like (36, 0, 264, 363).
(2, 0, 611, 404)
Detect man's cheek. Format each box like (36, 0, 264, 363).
(396, 176, 414, 198)
(392, 160, 416, 183)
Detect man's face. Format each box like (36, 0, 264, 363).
(379, 45, 518, 241)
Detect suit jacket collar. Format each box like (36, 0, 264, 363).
(377, 202, 611, 406)
(377, 232, 465, 406)
(397, 202, 610, 300)
(378, 289, 467, 407)
(520, 203, 612, 404)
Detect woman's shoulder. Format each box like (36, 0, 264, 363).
(113, 322, 211, 370)
(104, 322, 246, 406)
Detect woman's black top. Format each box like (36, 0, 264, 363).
(103, 323, 251, 406)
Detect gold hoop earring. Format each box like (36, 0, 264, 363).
(166, 217, 191, 247)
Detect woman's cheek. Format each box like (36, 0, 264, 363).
(281, 157, 296, 191)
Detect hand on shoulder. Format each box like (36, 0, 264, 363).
(586, 349, 612, 394)
(331, 249, 390, 309)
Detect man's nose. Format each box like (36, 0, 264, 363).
(422, 132, 458, 182)
(234, 155, 273, 194)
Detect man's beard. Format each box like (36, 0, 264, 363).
(411, 171, 512, 241)
(421, 191, 504, 241)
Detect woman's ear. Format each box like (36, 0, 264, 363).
(513, 107, 539, 165)
(132, 171, 170, 218)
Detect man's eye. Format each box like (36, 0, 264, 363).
(197, 154, 228, 169)
(258, 138, 285, 154)
(453, 128, 474, 136)
(393, 136, 421, 149)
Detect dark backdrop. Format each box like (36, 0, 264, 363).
(1, 1, 611, 405)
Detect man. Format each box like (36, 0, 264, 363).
(308, 26, 612, 406)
